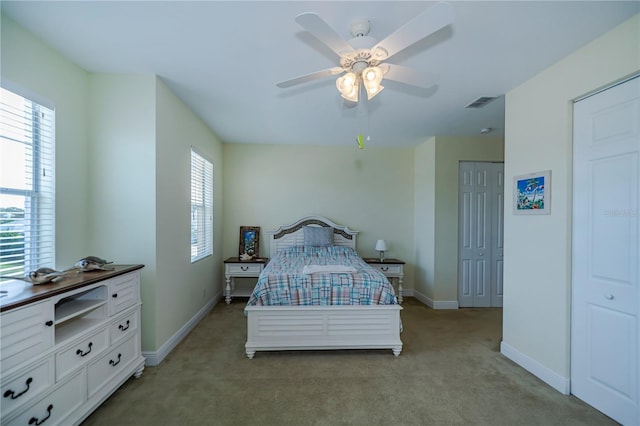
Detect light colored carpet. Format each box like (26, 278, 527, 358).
(81, 298, 616, 426)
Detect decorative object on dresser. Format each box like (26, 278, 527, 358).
(244, 215, 402, 359)
(238, 226, 260, 259)
(0, 256, 115, 286)
(363, 258, 405, 304)
(223, 257, 267, 304)
(0, 264, 144, 425)
(375, 239, 387, 261)
(67, 256, 115, 272)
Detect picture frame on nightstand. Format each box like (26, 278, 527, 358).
(239, 226, 260, 258)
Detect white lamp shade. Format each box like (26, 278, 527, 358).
(375, 240, 387, 251)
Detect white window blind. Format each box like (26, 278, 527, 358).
(190, 148, 213, 262)
(0, 87, 55, 278)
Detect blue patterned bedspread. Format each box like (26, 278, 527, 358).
(246, 246, 398, 306)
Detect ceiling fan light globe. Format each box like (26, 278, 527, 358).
(336, 72, 358, 96)
(363, 66, 383, 83)
(365, 84, 384, 100)
(341, 86, 359, 102)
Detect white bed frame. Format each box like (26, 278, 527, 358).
(245, 215, 403, 359)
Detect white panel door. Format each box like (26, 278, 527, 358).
(572, 76, 639, 426)
(459, 162, 504, 307)
(491, 165, 504, 307)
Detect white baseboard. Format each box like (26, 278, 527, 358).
(500, 341, 570, 395)
(411, 289, 459, 309)
(142, 292, 222, 366)
(401, 288, 414, 298)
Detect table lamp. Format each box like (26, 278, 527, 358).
(375, 240, 387, 261)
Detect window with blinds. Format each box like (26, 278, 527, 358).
(190, 148, 213, 263)
(0, 87, 55, 278)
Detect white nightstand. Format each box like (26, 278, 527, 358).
(223, 257, 267, 304)
(364, 258, 405, 304)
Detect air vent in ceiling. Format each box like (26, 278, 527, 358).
(465, 96, 497, 108)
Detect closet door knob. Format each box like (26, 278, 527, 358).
(605, 294, 614, 300)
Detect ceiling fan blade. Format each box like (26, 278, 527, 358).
(380, 64, 439, 89)
(373, 2, 454, 60)
(276, 67, 344, 88)
(295, 12, 355, 57)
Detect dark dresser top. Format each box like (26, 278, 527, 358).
(1, 264, 144, 312)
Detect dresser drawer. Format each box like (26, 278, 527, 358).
(110, 310, 138, 346)
(1, 357, 54, 418)
(56, 327, 109, 381)
(1, 300, 54, 374)
(370, 264, 403, 275)
(87, 336, 137, 398)
(5, 370, 85, 426)
(109, 272, 140, 316)
(226, 263, 263, 275)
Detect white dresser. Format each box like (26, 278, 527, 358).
(0, 265, 145, 426)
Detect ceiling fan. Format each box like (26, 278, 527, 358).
(276, 2, 454, 104)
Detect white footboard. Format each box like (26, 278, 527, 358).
(245, 305, 402, 358)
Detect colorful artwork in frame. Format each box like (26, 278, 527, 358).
(239, 226, 260, 259)
(513, 170, 551, 215)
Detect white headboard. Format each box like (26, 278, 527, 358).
(269, 215, 358, 256)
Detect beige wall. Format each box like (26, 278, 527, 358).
(413, 138, 436, 300)
(87, 75, 225, 353)
(155, 79, 224, 348)
(222, 144, 416, 287)
(502, 14, 639, 392)
(1, 15, 91, 268)
(413, 136, 504, 307)
(2, 14, 225, 357)
(87, 74, 159, 350)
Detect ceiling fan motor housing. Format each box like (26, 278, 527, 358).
(349, 20, 370, 38)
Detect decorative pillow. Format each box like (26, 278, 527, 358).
(303, 226, 334, 247)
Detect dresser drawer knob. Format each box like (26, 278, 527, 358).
(109, 353, 122, 367)
(112, 293, 118, 298)
(3, 377, 33, 399)
(381, 267, 389, 272)
(76, 341, 93, 357)
(241, 266, 249, 271)
(45, 320, 53, 327)
(118, 320, 130, 331)
(28, 404, 53, 425)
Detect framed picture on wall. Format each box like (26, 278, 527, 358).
(513, 170, 551, 215)
(239, 226, 260, 258)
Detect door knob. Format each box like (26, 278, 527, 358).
(605, 294, 614, 300)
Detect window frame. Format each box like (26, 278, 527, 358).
(0, 86, 56, 278)
(190, 147, 213, 263)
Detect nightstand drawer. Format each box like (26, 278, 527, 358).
(226, 263, 263, 275)
(371, 264, 402, 275)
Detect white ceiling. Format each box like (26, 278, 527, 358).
(2, 1, 638, 147)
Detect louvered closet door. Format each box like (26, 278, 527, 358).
(459, 162, 504, 307)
